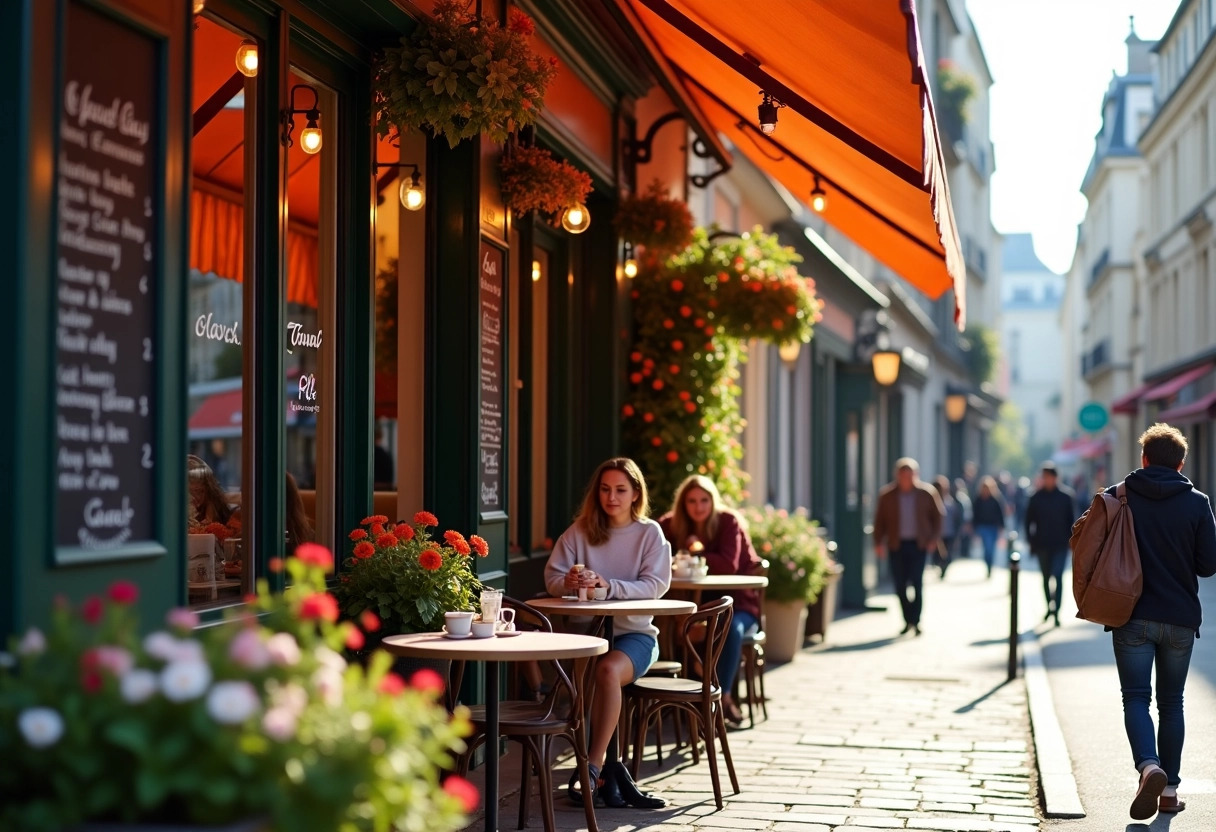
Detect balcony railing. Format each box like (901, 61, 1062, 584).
(1088, 248, 1111, 288)
(1081, 339, 1110, 377)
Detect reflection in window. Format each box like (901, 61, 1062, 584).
(186, 16, 253, 606)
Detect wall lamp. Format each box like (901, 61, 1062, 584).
(235, 40, 258, 77)
(778, 340, 803, 368)
(281, 84, 322, 155)
(758, 91, 785, 136)
(810, 174, 828, 213)
(376, 162, 425, 211)
(945, 390, 969, 423)
(623, 241, 639, 278)
(561, 203, 590, 234)
(872, 349, 901, 386)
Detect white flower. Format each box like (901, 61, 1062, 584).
(270, 682, 309, 716)
(228, 629, 270, 670)
(205, 680, 260, 725)
(265, 633, 301, 667)
(17, 627, 46, 656)
(262, 706, 298, 742)
(143, 631, 178, 661)
(168, 639, 205, 663)
(311, 666, 344, 708)
(18, 707, 64, 749)
(160, 660, 212, 702)
(166, 607, 200, 631)
(314, 645, 347, 672)
(120, 669, 158, 704)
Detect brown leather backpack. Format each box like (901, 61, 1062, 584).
(1069, 482, 1142, 627)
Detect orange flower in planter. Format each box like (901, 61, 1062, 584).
(418, 549, 443, 571)
(353, 542, 375, 559)
(414, 511, 439, 527)
(469, 535, 490, 557)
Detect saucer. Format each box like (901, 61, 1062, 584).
(561, 595, 579, 601)
(441, 628, 472, 640)
(496, 629, 522, 638)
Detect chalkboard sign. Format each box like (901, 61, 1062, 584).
(54, 0, 161, 557)
(478, 240, 505, 515)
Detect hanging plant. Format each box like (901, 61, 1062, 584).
(374, 1, 557, 148)
(614, 179, 694, 256)
(622, 227, 823, 503)
(499, 145, 593, 225)
(935, 59, 976, 127)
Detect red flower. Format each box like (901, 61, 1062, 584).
(379, 672, 406, 696)
(704, 325, 715, 336)
(641, 367, 652, 377)
(411, 668, 446, 694)
(786, 305, 797, 315)
(662, 319, 674, 329)
(666, 450, 679, 463)
(444, 776, 481, 813)
(269, 557, 284, 573)
(622, 404, 635, 417)
(678, 391, 691, 401)
(414, 511, 439, 527)
(295, 543, 334, 569)
(345, 626, 365, 651)
(419, 549, 443, 571)
(630, 290, 639, 300)
(630, 351, 643, 363)
(643, 358, 655, 369)
(651, 437, 663, 447)
(679, 305, 692, 317)
(361, 610, 382, 632)
(643, 412, 655, 423)
(670, 279, 684, 292)
(470, 535, 490, 557)
(444, 530, 467, 546)
(506, 6, 535, 35)
(81, 596, 104, 625)
(370, 523, 385, 537)
(80, 652, 104, 694)
(772, 319, 784, 330)
(717, 271, 730, 283)
(395, 523, 415, 541)
(299, 592, 339, 623)
(107, 581, 139, 605)
(452, 538, 472, 556)
(694, 318, 705, 327)
(630, 372, 643, 385)
(668, 364, 680, 375)
(684, 401, 697, 413)
(361, 515, 389, 526)
(349, 528, 369, 541)
(652, 379, 664, 390)
(204, 522, 230, 541)
(353, 541, 376, 559)
(376, 533, 399, 548)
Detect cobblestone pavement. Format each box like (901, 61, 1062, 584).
(463, 555, 1042, 832)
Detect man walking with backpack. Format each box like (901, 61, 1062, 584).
(1025, 461, 1076, 627)
(1104, 424, 1216, 819)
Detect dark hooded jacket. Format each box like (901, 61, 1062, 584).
(1107, 466, 1216, 633)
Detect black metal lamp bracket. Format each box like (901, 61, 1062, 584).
(280, 83, 320, 148)
(623, 111, 686, 165)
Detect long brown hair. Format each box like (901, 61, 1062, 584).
(284, 472, 314, 554)
(668, 474, 728, 549)
(575, 457, 650, 546)
(187, 455, 232, 524)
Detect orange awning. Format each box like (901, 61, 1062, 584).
(625, 0, 965, 325)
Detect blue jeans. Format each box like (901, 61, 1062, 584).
(889, 541, 926, 627)
(1039, 548, 1068, 614)
(1112, 619, 1196, 786)
(976, 525, 1001, 572)
(717, 610, 758, 693)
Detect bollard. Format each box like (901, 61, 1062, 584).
(1007, 531, 1020, 681)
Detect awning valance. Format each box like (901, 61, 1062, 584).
(624, 0, 965, 325)
(1110, 382, 1152, 415)
(1142, 362, 1215, 403)
(1156, 391, 1216, 426)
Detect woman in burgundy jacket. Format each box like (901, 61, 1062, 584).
(658, 475, 762, 725)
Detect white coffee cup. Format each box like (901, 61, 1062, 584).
(471, 619, 496, 638)
(592, 586, 608, 601)
(496, 608, 516, 631)
(444, 611, 474, 636)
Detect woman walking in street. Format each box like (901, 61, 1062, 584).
(934, 476, 961, 578)
(972, 476, 1006, 578)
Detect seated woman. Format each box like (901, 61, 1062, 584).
(544, 457, 671, 809)
(187, 455, 232, 526)
(658, 475, 762, 726)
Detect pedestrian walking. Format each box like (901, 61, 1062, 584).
(1024, 461, 1076, 626)
(873, 458, 944, 636)
(972, 476, 1006, 578)
(933, 475, 960, 578)
(1100, 424, 1216, 819)
(953, 478, 973, 559)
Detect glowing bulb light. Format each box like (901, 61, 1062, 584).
(810, 175, 827, 213)
(872, 349, 902, 387)
(624, 258, 639, 279)
(561, 202, 590, 234)
(778, 340, 802, 366)
(299, 123, 322, 154)
(399, 171, 424, 211)
(235, 40, 259, 77)
(758, 92, 780, 136)
(531, 260, 542, 282)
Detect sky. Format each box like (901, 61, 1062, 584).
(966, 0, 1180, 274)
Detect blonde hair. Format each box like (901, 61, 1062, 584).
(668, 474, 728, 549)
(576, 458, 650, 546)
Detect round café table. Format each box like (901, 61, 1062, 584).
(527, 597, 695, 807)
(382, 630, 607, 832)
(668, 573, 768, 603)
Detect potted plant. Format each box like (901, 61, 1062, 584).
(334, 512, 488, 637)
(741, 505, 828, 662)
(374, 1, 556, 148)
(613, 179, 694, 257)
(499, 144, 592, 226)
(0, 547, 476, 831)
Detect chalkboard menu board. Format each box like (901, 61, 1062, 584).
(54, 0, 161, 555)
(478, 241, 505, 515)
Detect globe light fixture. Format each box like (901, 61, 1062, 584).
(398, 169, 425, 211)
(810, 175, 827, 213)
(561, 202, 590, 234)
(281, 84, 323, 155)
(623, 241, 638, 278)
(758, 91, 783, 136)
(945, 392, 968, 423)
(871, 349, 901, 386)
(778, 340, 802, 367)
(235, 40, 259, 77)
(531, 260, 542, 282)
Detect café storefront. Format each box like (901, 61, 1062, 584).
(0, 0, 723, 636)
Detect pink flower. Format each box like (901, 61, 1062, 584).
(444, 776, 481, 812)
(266, 633, 301, 667)
(107, 581, 139, 605)
(378, 673, 406, 696)
(228, 628, 270, 670)
(294, 543, 333, 569)
(166, 608, 199, 631)
(81, 596, 104, 625)
(262, 706, 298, 741)
(410, 668, 446, 695)
(92, 645, 134, 677)
(17, 627, 45, 656)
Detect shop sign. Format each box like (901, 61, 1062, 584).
(478, 240, 505, 516)
(1078, 401, 1109, 433)
(54, 0, 162, 559)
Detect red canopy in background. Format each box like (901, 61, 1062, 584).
(622, 0, 966, 325)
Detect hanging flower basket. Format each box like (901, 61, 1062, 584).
(374, 1, 556, 148)
(614, 180, 694, 256)
(499, 145, 593, 226)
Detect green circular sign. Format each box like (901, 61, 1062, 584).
(1078, 401, 1109, 433)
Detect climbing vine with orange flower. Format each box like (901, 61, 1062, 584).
(623, 227, 823, 503)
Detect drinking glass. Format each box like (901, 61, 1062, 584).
(480, 588, 503, 623)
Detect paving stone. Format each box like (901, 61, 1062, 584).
(859, 797, 920, 811)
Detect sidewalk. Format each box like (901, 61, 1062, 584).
(462, 555, 1043, 832)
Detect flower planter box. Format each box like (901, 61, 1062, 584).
(805, 563, 844, 642)
(765, 599, 809, 663)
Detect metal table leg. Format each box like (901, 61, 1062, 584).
(484, 660, 500, 832)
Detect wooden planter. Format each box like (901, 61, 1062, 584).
(805, 563, 844, 642)
(765, 599, 809, 663)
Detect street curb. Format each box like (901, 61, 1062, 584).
(1023, 628, 1087, 818)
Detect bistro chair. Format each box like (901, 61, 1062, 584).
(624, 596, 739, 809)
(455, 597, 600, 832)
(738, 557, 769, 727)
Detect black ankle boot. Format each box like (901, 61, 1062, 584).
(605, 761, 666, 809)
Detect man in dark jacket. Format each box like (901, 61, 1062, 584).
(873, 458, 944, 636)
(1024, 461, 1076, 626)
(1107, 424, 1216, 820)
